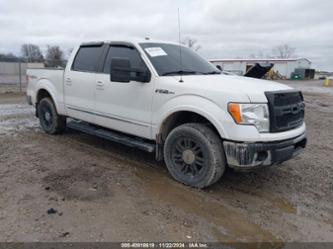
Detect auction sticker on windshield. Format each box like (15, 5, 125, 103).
(145, 47, 167, 57)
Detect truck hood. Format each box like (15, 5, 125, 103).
(173, 74, 293, 102)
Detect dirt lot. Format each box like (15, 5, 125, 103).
(0, 81, 332, 242)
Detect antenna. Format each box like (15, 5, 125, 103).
(178, 8, 184, 83)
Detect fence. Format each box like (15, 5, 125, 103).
(0, 59, 66, 92)
(0, 61, 26, 91)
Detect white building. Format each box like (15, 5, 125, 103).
(210, 58, 311, 79)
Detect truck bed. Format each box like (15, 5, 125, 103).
(27, 68, 64, 86)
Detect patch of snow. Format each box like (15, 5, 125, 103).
(0, 117, 39, 136)
(0, 104, 38, 136)
(0, 104, 34, 117)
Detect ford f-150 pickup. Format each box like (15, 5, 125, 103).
(26, 40, 307, 188)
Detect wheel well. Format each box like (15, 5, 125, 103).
(36, 89, 52, 105)
(35, 89, 54, 117)
(158, 111, 219, 143)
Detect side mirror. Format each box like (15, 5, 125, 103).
(111, 58, 151, 83)
(135, 69, 151, 83)
(111, 58, 131, 83)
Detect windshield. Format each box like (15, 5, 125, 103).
(140, 43, 220, 76)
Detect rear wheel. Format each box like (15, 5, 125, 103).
(37, 98, 66, 134)
(163, 123, 225, 188)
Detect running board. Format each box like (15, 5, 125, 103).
(67, 121, 155, 153)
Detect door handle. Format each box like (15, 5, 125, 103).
(96, 81, 105, 90)
(65, 78, 72, 85)
(96, 81, 104, 86)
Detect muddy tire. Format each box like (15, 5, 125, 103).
(37, 98, 66, 134)
(163, 123, 225, 188)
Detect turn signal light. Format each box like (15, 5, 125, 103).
(228, 103, 241, 124)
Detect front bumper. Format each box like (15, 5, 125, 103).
(223, 133, 307, 170)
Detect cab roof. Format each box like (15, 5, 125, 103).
(80, 39, 182, 47)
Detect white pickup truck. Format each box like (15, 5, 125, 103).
(27, 40, 307, 188)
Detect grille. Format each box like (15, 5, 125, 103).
(265, 90, 304, 132)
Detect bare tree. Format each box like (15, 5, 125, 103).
(273, 44, 296, 58)
(181, 37, 201, 51)
(45, 45, 65, 68)
(21, 44, 44, 62)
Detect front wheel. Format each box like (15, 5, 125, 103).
(163, 123, 226, 188)
(37, 97, 66, 134)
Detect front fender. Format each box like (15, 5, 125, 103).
(153, 94, 233, 139)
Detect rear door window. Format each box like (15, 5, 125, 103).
(72, 46, 103, 72)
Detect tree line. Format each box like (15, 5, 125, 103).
(182, 38, 297, 59)
(0, 44, 67, 68)
(248, 44, 296, 59)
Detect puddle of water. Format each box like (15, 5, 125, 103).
(272, 199, 296, 214)
(131, 167, 279, 243)
(223, 187, 297, 215)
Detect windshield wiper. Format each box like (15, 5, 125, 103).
(203, 71, 221, 75)
(161, 70, 203, 76)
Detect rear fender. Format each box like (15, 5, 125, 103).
(35, 79, 65, 115)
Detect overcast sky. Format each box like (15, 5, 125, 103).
(1, 0, 332, 71)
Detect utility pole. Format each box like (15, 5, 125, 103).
(18, 59, 22, 92)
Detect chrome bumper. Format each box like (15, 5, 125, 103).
(223, 133, 307, 170)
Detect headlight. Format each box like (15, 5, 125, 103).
(228, 103, 269, 132)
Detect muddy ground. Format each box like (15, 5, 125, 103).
(0, 81, 332, 242)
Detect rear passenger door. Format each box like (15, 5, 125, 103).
(64, 44, 104, 122)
